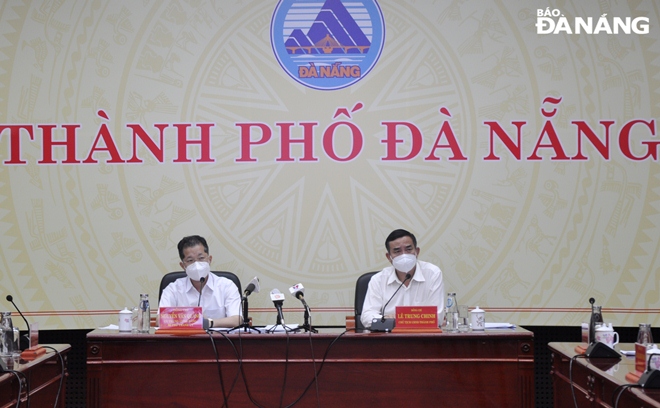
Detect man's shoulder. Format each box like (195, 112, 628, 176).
(161, 275, 189, 296)
(169, 275, 189, 286)
(370, 267, 394, 283)
(419, 260, 441, 274)
(208, 273, 239, 292)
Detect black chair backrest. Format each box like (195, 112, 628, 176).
(354, 271, 378, 331)
(158, 271, 242, 303)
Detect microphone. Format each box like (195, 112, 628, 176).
(380, 273, 411, 321)
(587, 297, 602, 345)
(270, 288, 286, 326)
(289, 283, 316, 333)
(288, 283, 307, 307)
(244, 277, 260, 297)
(638, 354, 660, 388)
(197, 276, 206, 307)
(6, 294, 31, 350)
(370, 273, 411, 332)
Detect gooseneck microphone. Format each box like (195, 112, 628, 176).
(197, 276, 206, 307)
(6, 294, 31, 350)
(369, 273, 412, 332)
(379, 273, 412, 322)
(243, 277, 260, 297)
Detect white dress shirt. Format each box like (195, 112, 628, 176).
(158, 272, 241, 320)
(360, 260, 445, 329)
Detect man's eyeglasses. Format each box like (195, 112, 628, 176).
(182, 255, 209, 267)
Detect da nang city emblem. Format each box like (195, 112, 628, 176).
(271, 0, 385, 90)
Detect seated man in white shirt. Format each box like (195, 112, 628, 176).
(360, 229, 445, 329)
(159, 235, 241, 328)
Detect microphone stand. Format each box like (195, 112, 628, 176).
(270, 300, 293, 333)
(370, 273, 411, 332)
(275, 301, 284, 326)
(6, 295, 32, 350)
(300, 303, 317, 333)
(294, 294, 316, 333)
(228, 296, 261, 333)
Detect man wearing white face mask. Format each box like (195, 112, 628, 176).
(158, 235, 241, 328)
(360, 229, 445, 329)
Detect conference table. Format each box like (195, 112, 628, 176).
(0, 344, 70, 408)
(549, 342, 660, 407)
(87, 327, 534, 407)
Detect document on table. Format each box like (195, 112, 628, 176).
(484, 323, 516, 329)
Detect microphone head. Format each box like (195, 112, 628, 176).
(200, 276, 206, 284)
(288, 283, 305, 297)
(6, 295, 12, 302)
(250, 277, 260, 294)
(405, 273, 412, 280)
(270, 288, 285, 302)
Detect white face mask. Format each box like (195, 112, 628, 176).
(185, 261, 210, 282)
(392, 253, 417, 273)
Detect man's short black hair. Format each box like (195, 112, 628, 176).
(177, 235, 209, 260)
(385, 229, 417, 252)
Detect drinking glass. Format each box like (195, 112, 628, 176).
(458, 305, 470, 332)
(637, 323, 654, 345)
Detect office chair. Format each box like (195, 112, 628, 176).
(354, 271, 378, 332)
(158, 271, 242, 303)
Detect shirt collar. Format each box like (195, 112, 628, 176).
(184, 272, 216, 294)
(387, 263, 424, 284)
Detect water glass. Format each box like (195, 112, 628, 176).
(11, 328, 20, 362)
(131, 307, 139, 332)
(1, 326, 19, 358)
(457, 305, 470, 332)
(637, 323, 654, 345)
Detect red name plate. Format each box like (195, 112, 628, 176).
(159, 307, 203, 330)
(395, 306, 439, 329)
(625, 343, 648, 382)
(635, 343, 648, 373)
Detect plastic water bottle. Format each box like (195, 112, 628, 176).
(137, 294, 151, 333)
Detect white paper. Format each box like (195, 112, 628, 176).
(264, 324, 299, 332)
(99, 324, 119, 330)
(484, 322, 516, 329)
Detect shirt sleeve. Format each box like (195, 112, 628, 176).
(223, 280, 241, 317)
(360, 274, 384, 328)
(158, 283, 177, 309)
(423, 264, 445, 324)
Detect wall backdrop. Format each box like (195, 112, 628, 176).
(1, 0, 659, 329)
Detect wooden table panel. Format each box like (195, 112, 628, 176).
(549, 342, 660, 408)
(0, 344, 70, 408)
(88, 329, 534, 407)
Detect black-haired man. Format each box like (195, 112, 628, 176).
(360, 229, 445, 329)
(159, 235, 241, 328)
